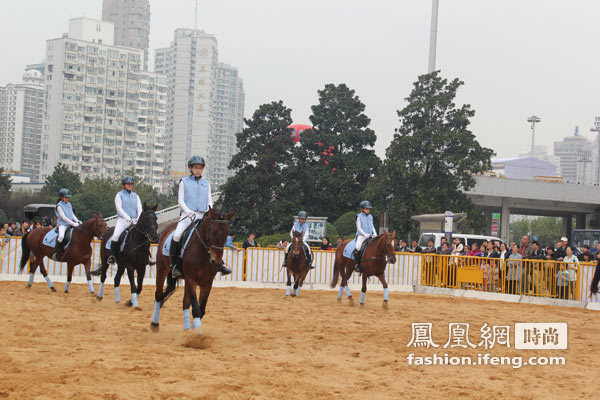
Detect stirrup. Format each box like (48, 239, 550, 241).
(107, 255, 116, 264)
(171, 264, 183, 279)
(354, 263, 361, 273)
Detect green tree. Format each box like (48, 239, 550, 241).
(366, 71, 494, 236)
(509, 217, 563, 247)
(219, 101, 296, 236)
(334, 211, 358, 237)
(292, 84, 380, 220)
(0, 168, 11, 192)
(41, 163, 82, 199)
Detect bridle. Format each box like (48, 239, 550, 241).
(74, 218, 104, 239)
(195, 216, 231, 253)
(360, 234, 396, 263)
(127, 210, 158, 252)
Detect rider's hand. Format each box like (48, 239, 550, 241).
(133, 218, 138, 225)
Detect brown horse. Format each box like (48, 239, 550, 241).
(18, 215, 109, 294)
(150, 208, 235, 333)
(331, 231, 396, 308)
(285, 230, 310, 297)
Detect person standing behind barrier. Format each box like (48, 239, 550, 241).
(225, 233, 243, 252)
(243, 233, 257, 249)
(563, 246, 578, 300)
(20, 220, 32, 236)
(451, 238, 464, 256)
(505, 244, 522, 295)
(52, 188, 82, 261)
(409, 239, 422, 253)
(554, 239, 566, 261)
(107, 176, 142, 264)
(556, 262, 570, 300)
(320, 237, 332, 251)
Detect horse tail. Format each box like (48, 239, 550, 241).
(590, 261, 600, 296)
(331, 257, 340, 288)
(18, 232, 31, 273)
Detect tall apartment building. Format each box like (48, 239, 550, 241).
(155, 29, 218, 180)
(41, 17, 167, 191)
(553, 126, 592, 182)
(212, 63, 244, 187)
(102, 0, 151, 71)
(0, 70, 45, 179)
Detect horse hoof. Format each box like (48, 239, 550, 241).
(337, 298, 342, 303)
(348, 297, 354, 306)
(360, 303, 365, 307)
(125, 299, 133, 307)
(382, 300, 389, 310)
(26, 284, 32, 289)
(150, 322, 159, 332)
(51, 287, 57, 292)
(96, 296, 103, 301)
(64, 291, 69, 294)
(134, 306, 142, 311)
(291, 293, 296, 297)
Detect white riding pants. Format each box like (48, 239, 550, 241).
(173, 211, 204, 242)
(57, 225, 68, 242)
(285, 241, 312, 256)
(355, 235, 370, 252)
(111, 218, 130, 242)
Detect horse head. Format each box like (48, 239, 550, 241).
(91, 213, 109, 239)
(291, 230, 303, 259)
(204, 207, 236, 267)
(383, 230, 397, 264)
(138, 202, 159, 242)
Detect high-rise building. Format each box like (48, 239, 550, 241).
(25, 61, 45, 76)
(102, 0, 151, 71)
(212, 63, 244, 187)
(41, 17, 167, 191)
(155, 28, 218, 181)
(0, 70, 45, 179)
(554, 126, 592, 182)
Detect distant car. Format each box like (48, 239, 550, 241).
(418, 232, 504, 249)
(24, 204, 56, 226)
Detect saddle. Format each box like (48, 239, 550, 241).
(356, 237, 374, 258)
(179, 218, 202, 258)
(57, 226, 74, 244)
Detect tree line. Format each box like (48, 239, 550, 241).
(219, 71, 494, 241)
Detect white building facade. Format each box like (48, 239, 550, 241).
(102, 0, 151, 70)
(213, 63, 244, 187)
(553, 127, 592, 183)
(41, 17, 167, 191)
(155, 29, 218, 181)
(0, 70, 45, 180)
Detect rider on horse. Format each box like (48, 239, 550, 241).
(107, 176, 142, 264)
(51, 188, 82, 261)
(281, 211, 314, 270)
(354, 200, 377, 273)
(170, 155, 231, 278)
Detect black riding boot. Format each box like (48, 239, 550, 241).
(306, 248, 314, 269)
(170, 239, 182, 278)
(282, 248, 290, 269)
(51, 240, 63, 261)
(354, 250, 362, 273)
(107, 240, 119, 264)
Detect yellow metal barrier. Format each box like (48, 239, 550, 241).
(2, 235, 599, 304)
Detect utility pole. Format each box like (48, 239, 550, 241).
(194, 0, 198, 30)
(590, 117, 600, 183)
(428, 0, 439, 73)
(527, 115, 541, 154)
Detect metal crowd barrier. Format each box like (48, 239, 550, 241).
(1, 236, 598, 303)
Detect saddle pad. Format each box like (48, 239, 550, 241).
(105, 228, 130, 253)
(42, 228, 73, 249)
(343, 239, 357, 260)
(161, 228, 195, 257)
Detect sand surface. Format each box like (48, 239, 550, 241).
(0, 281, 598, 399)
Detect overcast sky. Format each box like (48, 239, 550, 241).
(2, 0, 599, 158)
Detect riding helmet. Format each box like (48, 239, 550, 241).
(359, 200, 372, 209)
(298, 211, 308, 219)
(122, 176, 135, 185)
(187, 155, 206, 168)
(58, 188, 73, 198)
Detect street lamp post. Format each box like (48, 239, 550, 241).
(527, 115, 541, 155)
(590, 117, 600, 183)
(428, 0, 439, 73)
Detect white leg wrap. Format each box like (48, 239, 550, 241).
(360, 292, 366, 304)
(192, 317, 202, 329)
(338, 286, 344, 299)
(87, 279, 94, 293)
(383, 288, 389, 301)
(98, 282, 104, 298)
(28, 273, 34, 286)
(285, 285, 291, 296)
(44, 275, 54, 288)
(151, 301, 161, 324)
(114, 286, 121, 303)
(344, 286, 352, 297)
(131, 292, 139, 307)
(64, 281, 70, 292)
(183, 309, 191, 330)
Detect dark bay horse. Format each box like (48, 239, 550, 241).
(331, 231, 396, 308)
(150, 208, 235, 333)
(285, 230, 310, 297)
(19, 215, 109, 294)
(92, 203, 158, 307)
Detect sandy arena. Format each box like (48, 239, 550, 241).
(0, 280, 598, 399)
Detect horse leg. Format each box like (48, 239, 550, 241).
(378, 273, 389, 309)
(341, 261, 353, 304)
(83, 258, 94, 295)
(64, 263, 75, 293)
(291, 274, 299, 297)
(114, 265, 124, 303)
(38, 260, 56, 292)
(285, 268, 292, 296)
(151, 258, 168, 331)
(360, 274, 367, 306)
(26, 255, 39, 288)
(296, 270, 309, 297)
(125, 265, 139, 308)
(97, 261, 107, 300)
(182, 278, 193, 331)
